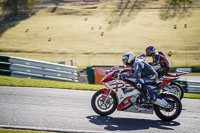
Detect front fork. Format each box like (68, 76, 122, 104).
(103, 89, 112, 104)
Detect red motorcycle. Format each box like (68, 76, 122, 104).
(136, 55, 187, 100)
(161, 71, 188, 99)
(122, 68, 187, 100)
(91, 68, 182, 121)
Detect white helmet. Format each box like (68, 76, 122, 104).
(122, 52, 136, 67)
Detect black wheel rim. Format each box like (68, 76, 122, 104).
(158, 96, 179, 117)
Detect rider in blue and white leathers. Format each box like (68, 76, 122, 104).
(121, 52, 158, 101)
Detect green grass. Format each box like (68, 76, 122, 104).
(0, 0, 199, 67)
(183, 93, 200, 99)
(0, 75, 104, 91)
(184, 73, 200, 76)
(0, 128, 51, 133)
(0, 75, 200, 99)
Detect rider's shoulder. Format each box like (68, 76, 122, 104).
(157, 51, 166, 57)
(155, 52, 160, 56)
(135, 59, 146, 65)
(154, 52, 161, 58)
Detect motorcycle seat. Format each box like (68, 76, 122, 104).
(145, 81, 161, 86)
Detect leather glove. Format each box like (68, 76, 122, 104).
(120, 74, 128, 80)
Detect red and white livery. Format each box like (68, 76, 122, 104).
(91, 67, 183, 121)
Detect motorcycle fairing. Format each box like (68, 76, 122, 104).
(101, 70, 120, 83)
(160, 77, 179, 86)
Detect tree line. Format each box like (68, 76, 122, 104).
(0, 0, 193, 17)
(0, 0, 43, 16)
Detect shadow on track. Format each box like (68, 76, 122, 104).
(87, 115, 180, 131)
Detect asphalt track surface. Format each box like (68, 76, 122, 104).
(0, 86, 200, 133)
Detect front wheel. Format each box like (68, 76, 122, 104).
(91, 90, 118, 116)
(154, 93, 182, 121)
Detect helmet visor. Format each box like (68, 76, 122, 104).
(146, 49, 152, 56)
(122, 56, 129, 67)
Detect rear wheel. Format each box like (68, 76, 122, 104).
(169, 82, 184, 100)
(91, 90, 118, 116)
(154, 93, 182, 121)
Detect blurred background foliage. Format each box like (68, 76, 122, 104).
(0, 0, 43, 16)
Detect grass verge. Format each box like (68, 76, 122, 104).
(0, 75, 104, 91)
(0, 1, 200, 67)
(0, 128, 51, 133)
(184, 73, 200, 76)
(0, 75, 200, 99)
(183, 93, 200, 99)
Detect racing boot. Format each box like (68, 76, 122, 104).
(146, 87, 168, 108)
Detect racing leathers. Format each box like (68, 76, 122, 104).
(122, 60, 158, 101)
(138, 51, 170, 77)
(150, 51, 170, 77)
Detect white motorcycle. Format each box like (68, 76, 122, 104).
(91, 68, 182, 121)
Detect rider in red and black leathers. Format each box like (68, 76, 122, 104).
(145, 46, 170, 77)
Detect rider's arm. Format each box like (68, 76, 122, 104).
(127, 62, 142, 78)
(150, 54, 160, 66)
(137, 54, 146, 60)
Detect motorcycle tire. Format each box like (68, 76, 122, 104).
(154, 93, 182, 121)
(169, 82, 184, 100)
(91, 90, 118, 116)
